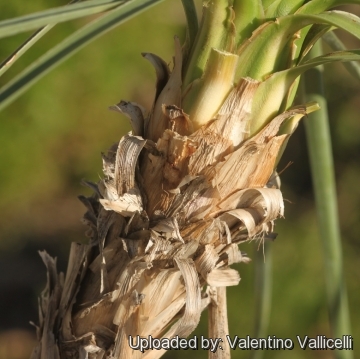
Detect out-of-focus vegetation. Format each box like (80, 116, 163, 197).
(0, 2, 359, 359)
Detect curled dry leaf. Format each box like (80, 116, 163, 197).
(109, 101, 146, 137)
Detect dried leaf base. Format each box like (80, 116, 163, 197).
(31, 50, 305, 359)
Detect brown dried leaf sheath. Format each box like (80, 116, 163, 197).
(31, 53, 305, 359)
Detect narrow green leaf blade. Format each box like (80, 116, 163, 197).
(323, 31, 360, 81)
(249, 49, 360, 135)
(0, 0, 82, 77)
(281, 24, 332, 109)
(297, 0, 360, 15)
(0, 0, 124, 39)
(0, 0, 164, 112)
(181, 0, 198, 50)
(236, 10, 360, 81)
(298, 24, 332, 61)
(303, 42, 353, 359)
(0, 25, 54, 77)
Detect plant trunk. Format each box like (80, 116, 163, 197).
(28, 1, 360, 358)
(30, 67, 289, 358)
(30, 18, 298, 359)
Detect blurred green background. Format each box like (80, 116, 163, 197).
(0, 1, 359, 359)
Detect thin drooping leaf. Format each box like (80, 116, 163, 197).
(0, 0, 125, 39)
(323, 31, 360, 81)
(0, 25, 54, 77)
(298, 24, 332, 63)
(0, 0, 82, 77)
(279, 23, 332, 108)
(0, 0, 165, 112)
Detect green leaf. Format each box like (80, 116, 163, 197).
(298, 24, 332, 61)
(181, 0, 199, 50)
(261, 0, 275, 10)
(323, 31, 360, 81)
(293, 0, 360, 76)
(0, 25, 54, 77)
(281, 24, 332, 109)
(297, 0, 360, 15)
(182, 49, 239, 130)
(249, 49, 360, 135)
(0, 0, 125, 39)
(183, 0, 234, 89)
(278, 101, 319, 136)
(0, 0, 164, 112)
(265, 0, 305, 18)
(0, 0, 82, 77)
(236, 10, 360, 81)
(233, 0, 264, 47)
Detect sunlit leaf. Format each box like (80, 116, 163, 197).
(250, 50, 360, 134)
